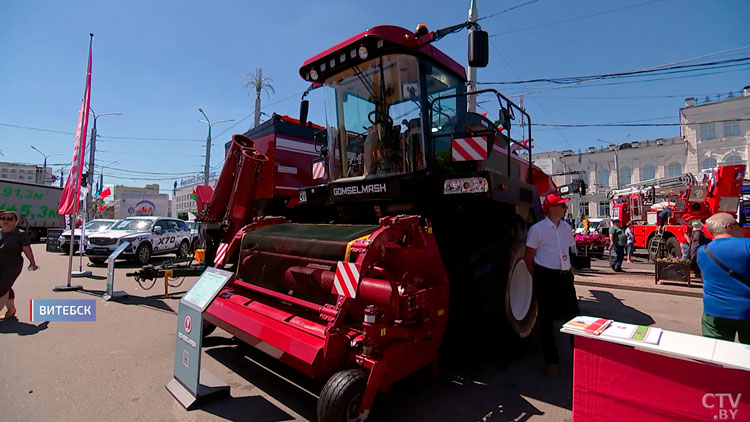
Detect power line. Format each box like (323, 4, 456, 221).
(479, 0, 539, 21)
(515, 45, 750, 96)
(533, 117, 750, 128)
(490, 0, 663, 36)
(479, 57, 750, 85)
(528, 90, 745, 100)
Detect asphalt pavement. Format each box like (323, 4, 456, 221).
(0, 244, 706, 421)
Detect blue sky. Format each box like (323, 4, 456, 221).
(1, 0, 748, 194)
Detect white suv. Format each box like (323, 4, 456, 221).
(85, 216, 192, 266)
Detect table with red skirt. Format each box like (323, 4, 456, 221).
(563, 319, 750, 422)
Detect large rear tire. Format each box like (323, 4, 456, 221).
(317, 369, 368, 422)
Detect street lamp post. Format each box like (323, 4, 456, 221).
(596, 134, 631, 190)
(87, 108, 121, 220)
(198, 108, 234, 186)
(30, 146, 63, 185)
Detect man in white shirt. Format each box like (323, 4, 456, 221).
(525, 192, 579, 378)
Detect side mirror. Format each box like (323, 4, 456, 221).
(153, 225, 162, 232)
(468, 29, 489, 67)
(300, 99, 309, 126)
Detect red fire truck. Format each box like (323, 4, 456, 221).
(609, 164, 746, 258)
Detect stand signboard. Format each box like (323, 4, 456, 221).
(166, 267, 232, 410)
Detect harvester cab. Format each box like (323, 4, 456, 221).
(203, 23, 553, 422)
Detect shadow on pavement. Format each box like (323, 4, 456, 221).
(0, 319, 49, 335)
(75, 288, 180, 314)
(200, 395, 293, 422)
(206, 344, 319, 421)
(578, 289, 655, 326)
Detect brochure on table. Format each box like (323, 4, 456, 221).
(561, 315, 750, 372)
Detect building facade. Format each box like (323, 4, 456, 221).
(172, 179, 217, 219)
(0, 162, 55, 185)
(531, 86, 749, 224)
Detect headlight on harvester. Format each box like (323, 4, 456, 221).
(443, 177, 489, 195)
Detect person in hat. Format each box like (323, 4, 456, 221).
(0, 211, 39, 320)
(525, 192, 579, 378)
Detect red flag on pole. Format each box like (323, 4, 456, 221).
(58, 35, 94, 215)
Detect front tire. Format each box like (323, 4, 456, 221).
(135, 243, 152, 265)
(177, 240, 191, 258)
(317, 369, 368, 422)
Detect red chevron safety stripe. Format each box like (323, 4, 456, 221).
(333, 261, 360, 298)
(312, 161, 326, 179)
(214, 242, 229, 266)
(452, 136, 488, 161)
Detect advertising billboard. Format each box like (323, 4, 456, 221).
(119, 193, 169, 218)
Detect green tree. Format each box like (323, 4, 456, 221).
(244, 67, 275, 128)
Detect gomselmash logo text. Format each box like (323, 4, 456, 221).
(30, 299, 96, 322)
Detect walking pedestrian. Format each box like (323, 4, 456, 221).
(689, 220, 710, 278)
(525, 192, 579, 378)
(678, 215, 693, 259)
(0, 211, 39, 320)
(625, 221, 635, 263)
(609, 219, 627, 272)
(696, 213, 750, 344)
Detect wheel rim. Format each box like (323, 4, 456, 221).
(509, 260, 533, 321)
(180, 243, 189, 256)
(345, 392, 364, 422)
(139, 246, 150, 263)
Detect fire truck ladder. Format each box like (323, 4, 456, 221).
(648, 232, 668, 261)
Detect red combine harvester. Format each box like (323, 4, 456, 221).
(608, 164, 746, 258)
(197, 23, 555, 421)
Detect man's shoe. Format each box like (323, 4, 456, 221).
(615, 268, 626, 273)
(544, 364, 558, 378)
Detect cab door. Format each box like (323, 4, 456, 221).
(152, 219, 173, 252)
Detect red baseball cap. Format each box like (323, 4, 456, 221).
(543, 192, 570, 210)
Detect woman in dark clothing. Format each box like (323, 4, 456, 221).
(0, 211, 38, 320)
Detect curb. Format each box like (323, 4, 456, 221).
(574, 280, 703, 299)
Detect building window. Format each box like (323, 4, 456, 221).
(597, 169, 610, 188)
(641, 164, 656, 181)
(724, 120, 740, 137)
(667, 162, 682, 176)
(701, 157, 717, 170)
(723, 155, 743, 165)
(619, 166, 632, 186)
(700, 122, 715, 140)
(598, 200, 610, 217)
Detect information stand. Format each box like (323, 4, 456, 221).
(166, 267, 232, 410)
(562, 317, 750, 421)
(103, 241, 130, 301)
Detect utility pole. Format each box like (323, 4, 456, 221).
(467, 0, 478, 113)
(30, 146, 62, 185)
(86, 109, 121, 220)
(198, 108, 234, 186)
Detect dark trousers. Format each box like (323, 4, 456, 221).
(534, 264, 579, 365)
(611, 245, 625, 271)
(702, 313, 750, 344)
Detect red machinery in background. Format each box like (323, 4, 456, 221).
(609, 164, 746, 257)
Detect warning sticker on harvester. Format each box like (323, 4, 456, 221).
(333, 261, 360, 298)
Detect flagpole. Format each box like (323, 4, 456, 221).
(55, 33, 93, 292)
(72, 188, 92, 277)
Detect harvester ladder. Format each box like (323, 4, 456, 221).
(648, 232, 667, 261)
